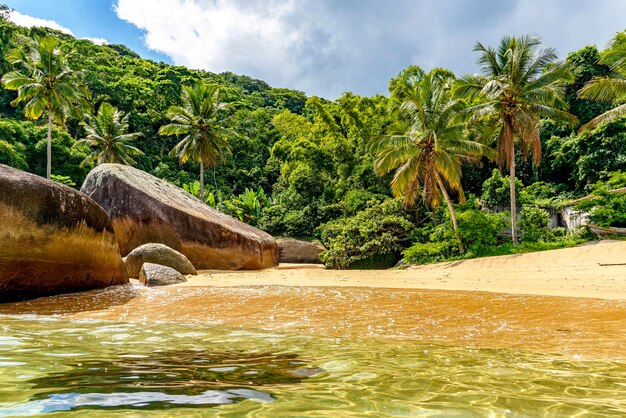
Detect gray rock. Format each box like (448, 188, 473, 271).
(0, 164, 128, 300)
(124, 243, 197, 278)
(139, 263, 187, 286)
(81, 164, 278, 270)
(277, 239, 326, 264)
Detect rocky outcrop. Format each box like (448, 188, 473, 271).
(0, 164, 128, 300)
(81, 164, 278, 270)
(139, 263, 186, 286)
(124, 243, 197, 278)
(277, 239, 326, 264)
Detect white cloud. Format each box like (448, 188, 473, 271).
(8, 10, 74, 36)
(83, 37, 109, 45)
(115, 0, 304, 90)
(114, 0, 626, 99)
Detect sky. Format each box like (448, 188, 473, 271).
(4, 0, 626, 99)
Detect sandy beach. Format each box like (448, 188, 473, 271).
(178, 240, 626, 300)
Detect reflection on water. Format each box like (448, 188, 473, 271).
(0, 316, 624, 416)
(0, 284, 625, 416)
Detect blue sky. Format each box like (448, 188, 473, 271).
(4, 1, 626, 99)
(4, 0, 170, 63)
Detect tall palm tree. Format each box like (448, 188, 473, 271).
(159, 82, 232, 201)
(1, 35, 87, 179)
(578, 31, 626, 130)
(455, 35, 577, 244)
(76, 102, 143, 166)
(370, 70, 491, 252)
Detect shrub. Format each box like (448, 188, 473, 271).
(519, 206, 554, 242)
(404, 209, 503, 264)
(578, 185, 626, 228)
(480, 169, 523, 208)
(402, 241, 453, 264)
(318, 199, 414, 269)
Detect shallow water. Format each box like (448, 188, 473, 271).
(0, 284, 625, 416)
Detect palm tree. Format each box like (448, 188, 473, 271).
(455, 35, 577, 244)
(76, 102, 143, 166)
(159, 82, 232, 201)
(1, 35, 86, 179)
(578, 31, 626, 130)
(370, 69, 491, 252)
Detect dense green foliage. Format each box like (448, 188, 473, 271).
(0, 14, 624, 269)
(319, 199, 414, 269)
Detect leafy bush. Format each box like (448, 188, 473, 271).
(402, 241, 453, 264)
(480, 169, 523, 208)
(340, 189, 386, 216)
(404, 209, 503, 264)
(318, 199, 414, 269)
(578, 184, 626, 228)
(50, 174, 76, 187)
(519, 206, 554, 242)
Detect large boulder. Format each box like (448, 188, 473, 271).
(0, 164, 128, 300)
(81, 164, 278, 270)
(124, 243, 197, 278)
(139, 263, 186, 287)
(277, 239, 326, 264)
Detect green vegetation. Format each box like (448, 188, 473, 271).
(76, 102, 143, 166)
(1, 35, 87, 179)
(0, 13, 624, 269)
(455, 35, 577, 244)
(159, 83, 233, 201)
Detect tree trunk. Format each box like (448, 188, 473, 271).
(47, 112, 52, 180)
(510, 157, 519, 245)
(199, 161, 204, 202)
(436, 172, 465, 253)
(213, 167, 218, 193)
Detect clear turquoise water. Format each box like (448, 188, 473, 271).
(0, 315, 625, 417)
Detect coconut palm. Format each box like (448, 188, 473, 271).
(76, 102, 143, 166)
(159, 82, 232, 201)
(578, 32, 626, 130)
(370, 69, 491, 252)
(455, 35, 577, 244)
(1, 35, 87, 179)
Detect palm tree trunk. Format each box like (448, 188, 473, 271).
(435, 172, 465, 253)
(199, 161, 204, 202)
(213, 167, 217, 192)
(47, 111, 52, 180)
(510, 157, 518, 245)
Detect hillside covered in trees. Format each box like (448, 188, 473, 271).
(0, 10, 624, 269)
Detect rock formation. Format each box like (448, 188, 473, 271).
(124, 243, 197, 278)
(0, 164, 128, 300)
(277, 239, 326, 264)
(139, 263, 187, 286)
(81, 164, 278, 270)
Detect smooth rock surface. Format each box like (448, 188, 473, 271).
(139, 263, 187, 286)
(0, 164, 128, 300)
(124, 243, 197, 278)
(277, 239, 326, 264)
(81, 164, 278, 270)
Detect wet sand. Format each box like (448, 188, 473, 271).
(181, 240, 626, 300)
(0, 240, 624, 359)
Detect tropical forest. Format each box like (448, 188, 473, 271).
(0, 8, 625, 272)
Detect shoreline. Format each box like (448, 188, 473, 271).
(176, 240, 626, 300)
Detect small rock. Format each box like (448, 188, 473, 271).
(139, 263, 187, 287)
(277, 239, 326, 263)
(124, 243, 197, 278)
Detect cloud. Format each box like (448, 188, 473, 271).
(83, 37, 109, 45)
(114, 0, 626, 99)
(8, 10, 74, 35)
